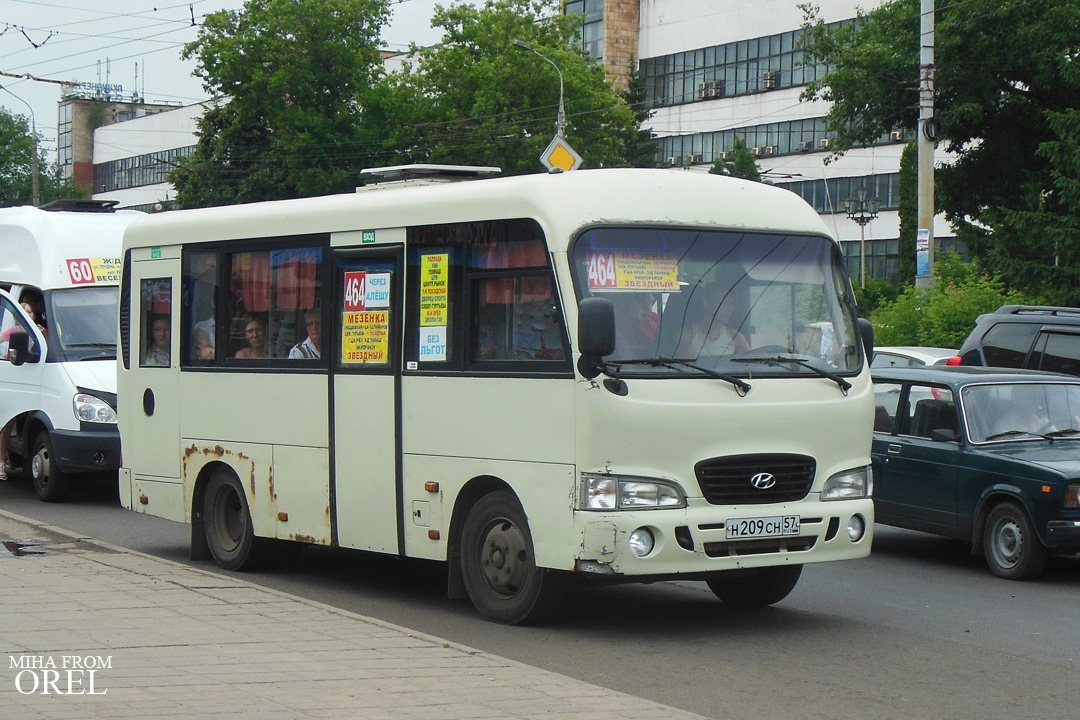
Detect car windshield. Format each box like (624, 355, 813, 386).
(45, 286, 119, 361)
(963, 381, 1080, 443)
(570, 227, 862, 378)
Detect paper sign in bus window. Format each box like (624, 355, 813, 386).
(343, 270, 392, 311)
(420, 325, 447, 362)
(420, 253, 449, 326)
(67, 257, 122, 285)
(586, 251, 679, 291)
(341, 310, 389, 364)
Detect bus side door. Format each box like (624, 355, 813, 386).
(331, 247, 403, 554)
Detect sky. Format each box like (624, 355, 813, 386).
(0, 0, 475, 162)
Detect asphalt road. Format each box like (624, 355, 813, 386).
(2, 476, 1078, 720)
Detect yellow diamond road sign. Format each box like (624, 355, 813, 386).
(541, 135, 582, 172)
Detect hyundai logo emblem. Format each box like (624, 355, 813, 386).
(749, 473, 777, 490)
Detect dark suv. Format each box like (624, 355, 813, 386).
(956, 305, 1080, 377)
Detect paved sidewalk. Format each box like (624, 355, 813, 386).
(0, 509, 708, 720)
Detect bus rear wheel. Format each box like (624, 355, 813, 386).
(706, 565, 803, 607)
(460, 491, 563, 625)
(30, 431, 69, 503)
(203, 470, 259, 571)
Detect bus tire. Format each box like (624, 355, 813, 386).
(983, 501, 1048, 580)
(460, 490, 563, 625)
(203, 469, 260, 571)
(706, 564, 803, 607)
(30, 431, 70, 503)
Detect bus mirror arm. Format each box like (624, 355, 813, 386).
(857, 317, 874, 362)
(576, 297, 617, 380)
(6, 330, 40, 366)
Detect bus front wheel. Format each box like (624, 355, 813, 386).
(203, 470, 259, 571)
(706, 564, 803, 607)
(460, 491, 563, 625)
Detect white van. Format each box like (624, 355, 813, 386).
(0, 200, 142, 501)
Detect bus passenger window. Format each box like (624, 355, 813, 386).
(139, 278, 172, 368)
(474, 276, 564, 362)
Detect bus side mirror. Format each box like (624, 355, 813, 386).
(858, 317, 874, 362)
(577, 297, 616, 379)
(6, 330, 39, 366)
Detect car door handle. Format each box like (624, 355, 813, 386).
(887, 443, 901, 454)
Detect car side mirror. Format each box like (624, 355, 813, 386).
(577, 297, 616, 380)
(858, 317, 874, 361)
(930, 428, 959, 443)
(6, 329, 40, 366)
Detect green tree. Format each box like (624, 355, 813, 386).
(171, 0, 392, 207)
(871, 252, 1033, 347)
(708, 137, 760, 181)
(800, 0, 1080, 303)
(0, 107, 79, 206)
(383, 0, 643, 173)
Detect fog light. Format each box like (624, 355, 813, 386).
(628, 528, 655, 558)
(846, 515, 866, 542)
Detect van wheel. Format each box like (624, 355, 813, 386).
(706, 565, 803, 607)
(30, 431, 69, 502)
(983, 501, 1048, 580)
(203, 469, 260, 571)
(460, 491, 563, 625)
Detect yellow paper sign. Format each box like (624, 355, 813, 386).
(341, 311, 389, 364)
(420, 253, 449, 326)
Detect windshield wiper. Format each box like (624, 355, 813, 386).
(609, 357, 752, 395)
(984, 429, 1042, 441)
(732, 354, 852, 393)
(1043, 428, 1080, 439)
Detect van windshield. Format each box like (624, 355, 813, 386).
(570, 228, 862, 378)
(45, 286, 119, 361)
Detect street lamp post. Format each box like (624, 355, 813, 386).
(843, 183, 880, 289)
(1, 84, 40, 207)
(512, 40, 566, 139)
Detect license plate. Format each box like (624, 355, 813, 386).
(725, 515, 800, 539)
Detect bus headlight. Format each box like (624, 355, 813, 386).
(581, 474, 686, 510)
(821, 466, 872, 500)
(74, 393, 118, 424)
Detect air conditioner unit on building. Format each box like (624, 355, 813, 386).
(698, 83, 711, 99)
(751, 147, 764, 157)
(764, 145, 777, 156)
(819, 138, 832, 149)
(762, 71, 778, 90)
(697, 81, 725, 99)
(890, 130, 905, 141)
(798, 140, 813, 152)
(720, 151, 734, 160)
(710, 81, 725, 98)
(666, 156, 679, 166)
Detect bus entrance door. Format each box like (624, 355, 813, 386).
(331, 248, 403, 554)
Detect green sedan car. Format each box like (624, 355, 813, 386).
(871, 366, 1080, 579)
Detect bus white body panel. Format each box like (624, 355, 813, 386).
(1, 204, 140, 501)
(119, 168, 874, 622)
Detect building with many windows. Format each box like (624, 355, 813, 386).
(572, 0, 960, 284)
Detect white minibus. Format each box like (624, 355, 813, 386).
(118, 167, 875, 623)
(1, 200, 142, 501)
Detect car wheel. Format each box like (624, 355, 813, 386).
(30, 431, 70, 503)
(982, 501, 1048, 580)
(460, 491, 563, 624)
(203, 469, 260, 571)
(706, 565, 803, 607)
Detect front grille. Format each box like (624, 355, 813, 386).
(694, 454, 816, 504)
(703, 537, 817, 557)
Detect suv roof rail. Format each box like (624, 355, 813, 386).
(997, 304, 1080, 317)
(39, 199, 121, 213)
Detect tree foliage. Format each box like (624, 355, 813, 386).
(708, 137, 760, 181)
(0, 107, 79, 206)
(172, 0, 392, 207)
(871, 252, 1033, 347)
(383, 0, 645, 173)
(800, 0, 1080, 303)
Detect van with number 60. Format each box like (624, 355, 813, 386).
(0, 200, 142, 501)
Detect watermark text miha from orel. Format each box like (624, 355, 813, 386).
(9, 655, 110, 694)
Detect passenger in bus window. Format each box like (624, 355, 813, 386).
(192, 327, 214, 360)
(21, 300, 47, 338)
(677, 278, 750, 358)
(614, 292, 660, 358)
(144, 314, 171, 366)
(288, 308, 321, 359)
(234, 314, 269, 358)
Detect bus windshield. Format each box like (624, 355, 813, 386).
(45, 286, 119, 361)
(571, 228, 861, 377)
